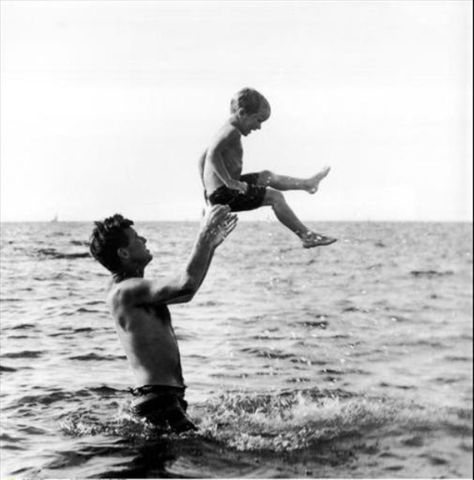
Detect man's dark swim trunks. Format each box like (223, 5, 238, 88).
(207, 172, 267, 212)
(129, 385, 197, 432)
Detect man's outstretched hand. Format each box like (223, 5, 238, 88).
(201, 205, 238, 248)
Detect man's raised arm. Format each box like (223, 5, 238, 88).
(149, 205, 237, 305)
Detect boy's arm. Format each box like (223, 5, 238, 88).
(207, 137, 248, 194)
(207, 147, 233, 186)
(118, 206, 237, 307)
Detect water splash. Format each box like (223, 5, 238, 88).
(58, 389, 472, 454)
(197, 390, 471, 452)
(198, 390, 394, 451)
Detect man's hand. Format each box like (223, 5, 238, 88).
(201, 205, 238, 248)
(228, 180, 248, 195)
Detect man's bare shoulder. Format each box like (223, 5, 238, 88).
(107, 278, 151, 310)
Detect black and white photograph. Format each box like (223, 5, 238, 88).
(0, 1, 472, 478)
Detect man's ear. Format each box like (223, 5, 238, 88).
(117, 247, 129, 261)
(237, 107, 247, 118)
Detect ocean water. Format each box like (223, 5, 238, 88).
(0, 220, 472, 478)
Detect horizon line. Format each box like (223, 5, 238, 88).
(1, 218, 473, 224)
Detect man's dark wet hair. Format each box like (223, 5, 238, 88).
(230, 87, 270, 115)
(89, 214, 134, 273)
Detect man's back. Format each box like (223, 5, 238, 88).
(108, 279, 184, 388)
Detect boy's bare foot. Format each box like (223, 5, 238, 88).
(306, 166, 331, 194)
(301, 231, 337, 249)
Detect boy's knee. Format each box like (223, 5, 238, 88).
(258, 170, 273, 186)
(267, 189, 285, 206)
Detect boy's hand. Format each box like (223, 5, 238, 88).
(229, 180, 248, 194)
(201, 205, 238, 248)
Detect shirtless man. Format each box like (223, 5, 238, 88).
(199, 87, 336, 248)
(89, 205, 237, 432)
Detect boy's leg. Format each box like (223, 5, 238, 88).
(262, 189, 336, 248)
(258, 167, 331, 194)
(262, 189, 308, 237)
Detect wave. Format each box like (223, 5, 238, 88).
(36, 248, 90, 260)
(71, 327, 94, 333)
(8, 323, 36, 330)
(299, 319, 329, 329)
(70, 240, 90, 247)
(76, 307, 104, 314)
(410, 270, 454, 277)
(9, 386, 126, 411)
(387, 314, 411, 322)
(444, 355, 472, 362)
(68, 353, 126, 362)
(83, 300, 104, 306)
(0, 365, 17, 372)
(342, 306, 369, 313)
(1, 350, 43, 359)
(239, 347, 296, 360)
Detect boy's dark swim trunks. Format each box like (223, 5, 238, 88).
(129, 385, 197, 432)
(207, 172, 267, 212)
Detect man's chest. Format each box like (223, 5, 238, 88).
(115, 303, 172, 331)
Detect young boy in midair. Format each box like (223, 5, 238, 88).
(198, 87, 337, 248)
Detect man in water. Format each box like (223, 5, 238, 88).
(89, 205, 237, 432)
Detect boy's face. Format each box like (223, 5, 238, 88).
(239, 104, 270, 136)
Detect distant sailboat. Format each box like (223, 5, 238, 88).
(51, 214, 58, 223)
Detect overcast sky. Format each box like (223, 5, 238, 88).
(1, 0, 472, 222)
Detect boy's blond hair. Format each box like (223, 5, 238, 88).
(230, 88, 270, 115)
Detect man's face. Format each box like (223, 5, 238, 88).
(121, 227, 152, 267)
(239, 104, 270, 136)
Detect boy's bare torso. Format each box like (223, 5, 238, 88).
(108, 280, 184, 388)
(201, 123, 244, 195)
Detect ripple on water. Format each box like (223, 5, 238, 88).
(239, 347, 296, 360)
(35, 248, 91, 260)
(1, 350, 43, 359)
(68, 353, 126, 362)
(72, 327, 94, 333)
(0, 365, 18, 372)
(7, 323, 36, 330)
(10, 386, 126, 411)
(0, 221, 472, 478)
(410, 270, 455, 278)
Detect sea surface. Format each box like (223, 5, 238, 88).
(0, 221, 472, 478)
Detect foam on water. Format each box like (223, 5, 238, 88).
(57, 388, 471, 456)
(200, 390, 397, 452)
